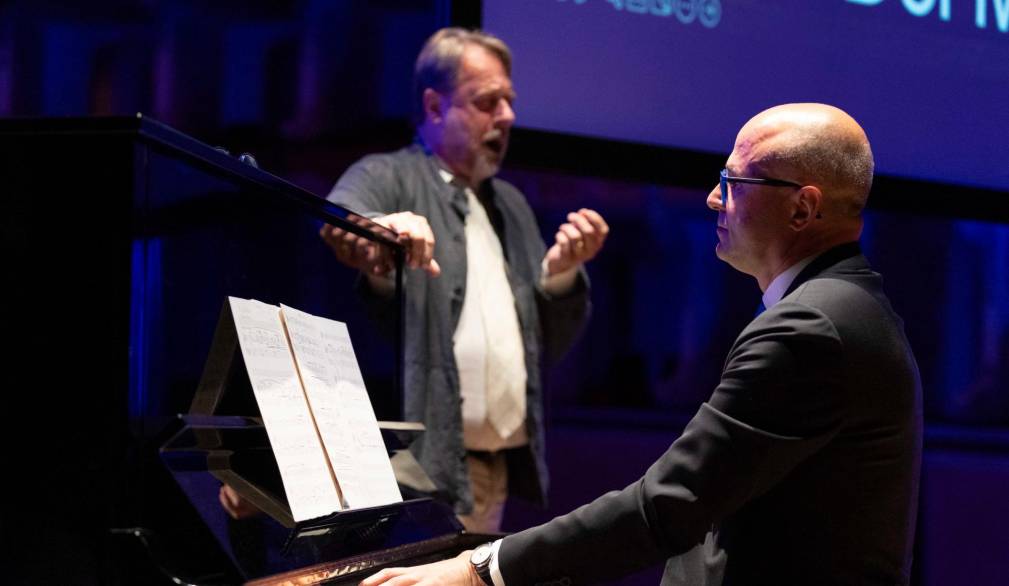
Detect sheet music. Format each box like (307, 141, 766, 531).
(281, 304, 403, 509)
(228, 297, 343, 521)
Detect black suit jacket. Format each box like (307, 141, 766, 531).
(499, 243, 922, 585)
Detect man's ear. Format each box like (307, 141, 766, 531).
(791, 185, 823, 231)
(422, 88, 443, 125)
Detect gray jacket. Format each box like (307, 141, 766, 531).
(328, 144, 590, 513)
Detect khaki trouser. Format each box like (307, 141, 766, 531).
(457, 450, 508, 534)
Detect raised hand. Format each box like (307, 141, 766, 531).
(544, 208, 609, 276)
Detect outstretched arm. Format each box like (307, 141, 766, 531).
(358, 550, 482, 586)
(320, 211, 441, 279)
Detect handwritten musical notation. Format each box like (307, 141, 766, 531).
(226, 296, 403, 520)
(281, 304, 403, 510)
(229, 297, 344, 522)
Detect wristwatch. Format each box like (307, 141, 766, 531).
(469, 542, 495, 586)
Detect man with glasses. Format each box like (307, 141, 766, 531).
(361, 103, 921, 586)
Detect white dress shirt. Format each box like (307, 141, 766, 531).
(761, 255, 817, 310)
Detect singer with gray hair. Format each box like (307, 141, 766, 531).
(319, 27, 609, 533)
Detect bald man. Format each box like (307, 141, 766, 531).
(361, 104, 922, 586)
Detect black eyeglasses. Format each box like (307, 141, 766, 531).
(719, 169, 802, 207)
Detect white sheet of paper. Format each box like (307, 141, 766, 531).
(228, 297, 343, 521)
(281, 304, 403, 509)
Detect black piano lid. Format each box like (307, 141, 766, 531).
(0, 113, 402, 248)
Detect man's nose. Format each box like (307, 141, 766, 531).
(496, 99, 515, 127)
(706, 185, 723, 211)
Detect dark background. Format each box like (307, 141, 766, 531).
(1, 1, 1007, 584)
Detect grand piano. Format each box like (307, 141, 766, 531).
(0, 116, 489, 585)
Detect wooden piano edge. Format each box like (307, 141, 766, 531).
(246, 532, 494, 586)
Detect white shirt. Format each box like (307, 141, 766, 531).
(437, 168, 581, 451)
(761, 255, 818, 310)
(446, 170, 529, 451)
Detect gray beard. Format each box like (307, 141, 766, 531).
(472, 156, 502, 184)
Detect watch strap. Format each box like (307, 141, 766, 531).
(470, 542, 495, 586)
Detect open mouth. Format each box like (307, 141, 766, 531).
(485, 137, 504, 155)
(483, 131, 506, 156)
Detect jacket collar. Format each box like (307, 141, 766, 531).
(782, 241, 864, 298)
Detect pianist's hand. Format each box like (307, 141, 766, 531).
(359, 549, 482, 586)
